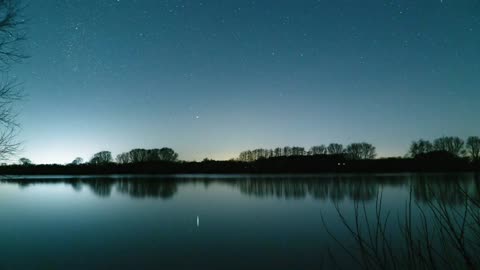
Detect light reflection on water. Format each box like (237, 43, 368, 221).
(0, 173, 479, 269)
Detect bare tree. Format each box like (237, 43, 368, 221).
(408, 139, 433, 158)
(273, 147, 283, 157)
(345, 143, 362, 160)
(310, 145, 327, 155)
(327, 143, 344, 155)
(18, 157, 31, 165)
(291, 146, 306, 156)
(158, 147, 178, 162)
(70, 157, 83, 165)
(238, 150, 254, 162)
(0, 0, 27, 161)
(115, 148, 179, 163)
(116, 152, 130, 164)
(346, 143, 376, 160)
(90, 151, 113, 165)
(128, 148, 148, 163)
(466, 136, 480, 161)
(433, 136, 465, 157)
(323, 184, 480, 269)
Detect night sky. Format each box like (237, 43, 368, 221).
(12, 0, 480, 164)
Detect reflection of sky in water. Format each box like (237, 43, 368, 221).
(0, 173, 478, 269)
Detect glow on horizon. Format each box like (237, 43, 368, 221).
(9, 1, 480, 164)
(17, 140, 408, 165)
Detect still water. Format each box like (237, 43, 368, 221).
(0, 173, 479, 269)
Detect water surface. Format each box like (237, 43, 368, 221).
(0, 173, 478, 269)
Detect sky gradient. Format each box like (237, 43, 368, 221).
(12, 0, 480, 164)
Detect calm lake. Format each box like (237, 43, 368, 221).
(0, 173, 479, 269)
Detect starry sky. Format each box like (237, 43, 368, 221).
(11, 0, 480, 164)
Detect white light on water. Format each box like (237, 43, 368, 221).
(197, 216, 200, 227)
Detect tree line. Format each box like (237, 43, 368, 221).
(15, 136, 480, 166)
(16, 147, 179, 166)
(408, 136, 480, 161)
(88, 148, 179, 165)
(237, 142, 376, 162)
(236, 136, 480, 163)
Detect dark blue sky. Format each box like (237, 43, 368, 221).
(13, 0, 480, 163)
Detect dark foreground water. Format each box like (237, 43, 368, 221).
(1, 173, 479, 269)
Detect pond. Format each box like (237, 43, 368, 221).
(0, 173, 479, 269)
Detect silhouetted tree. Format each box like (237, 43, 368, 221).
(128, 148, 148, 163)
(346, 143, 362, 160)
(292, 146, 306, 156)
(238, 143, 376, 161)
(268, 148, 274, 158)
(116, 152, 130, 164)
(0, 1, 27, 161)
(115, 147, 179, 163)
(327, 143, 344, 155)
(310, 145, 327, 155)
(18, 157, 31, 165)
(144, 149, 161, 161)
(90, 151, 113, 165)
(158, 147, 178, 162)
(408, 139, 433, 158)
(466, 136, 480, 161)
(238, 150, 248, 161)
(252, 149, 262, 160)
(433, 136, 465, 157)
(70, 157, 83, 165)
(345, 143, 376, 160)
(239, 150, 254, 162)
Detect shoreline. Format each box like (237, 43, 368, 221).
(1, 157, 479, 176)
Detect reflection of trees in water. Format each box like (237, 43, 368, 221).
(78, 177, 178, 199)
(412, 173, 480, 205)
(306, 181, 329, 200)
(233, 175, 406, 202)
(84, 178, 116, 197)
(71, 181, 83, 192)
(0, 177, 177, 199)
(229, 174, 480, 205)
(237, 177, 308, 199)
(2, 173, 480, 205)
(116, 178, 177, 199)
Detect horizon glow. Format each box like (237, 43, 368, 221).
(9, 0, 480, 164)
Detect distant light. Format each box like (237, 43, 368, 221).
(197, 216, 200, 227)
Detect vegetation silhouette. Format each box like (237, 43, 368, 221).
(70, 157, 83, 165)
(2, 136, 480, 175)
(0, 0, 27, 160)
(89, 151, 113, 165)
(18, 157, 31, 165)
(116, 148, 178, 163)
(237, 142, 375, 161)
(322, 178, 480, 270)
